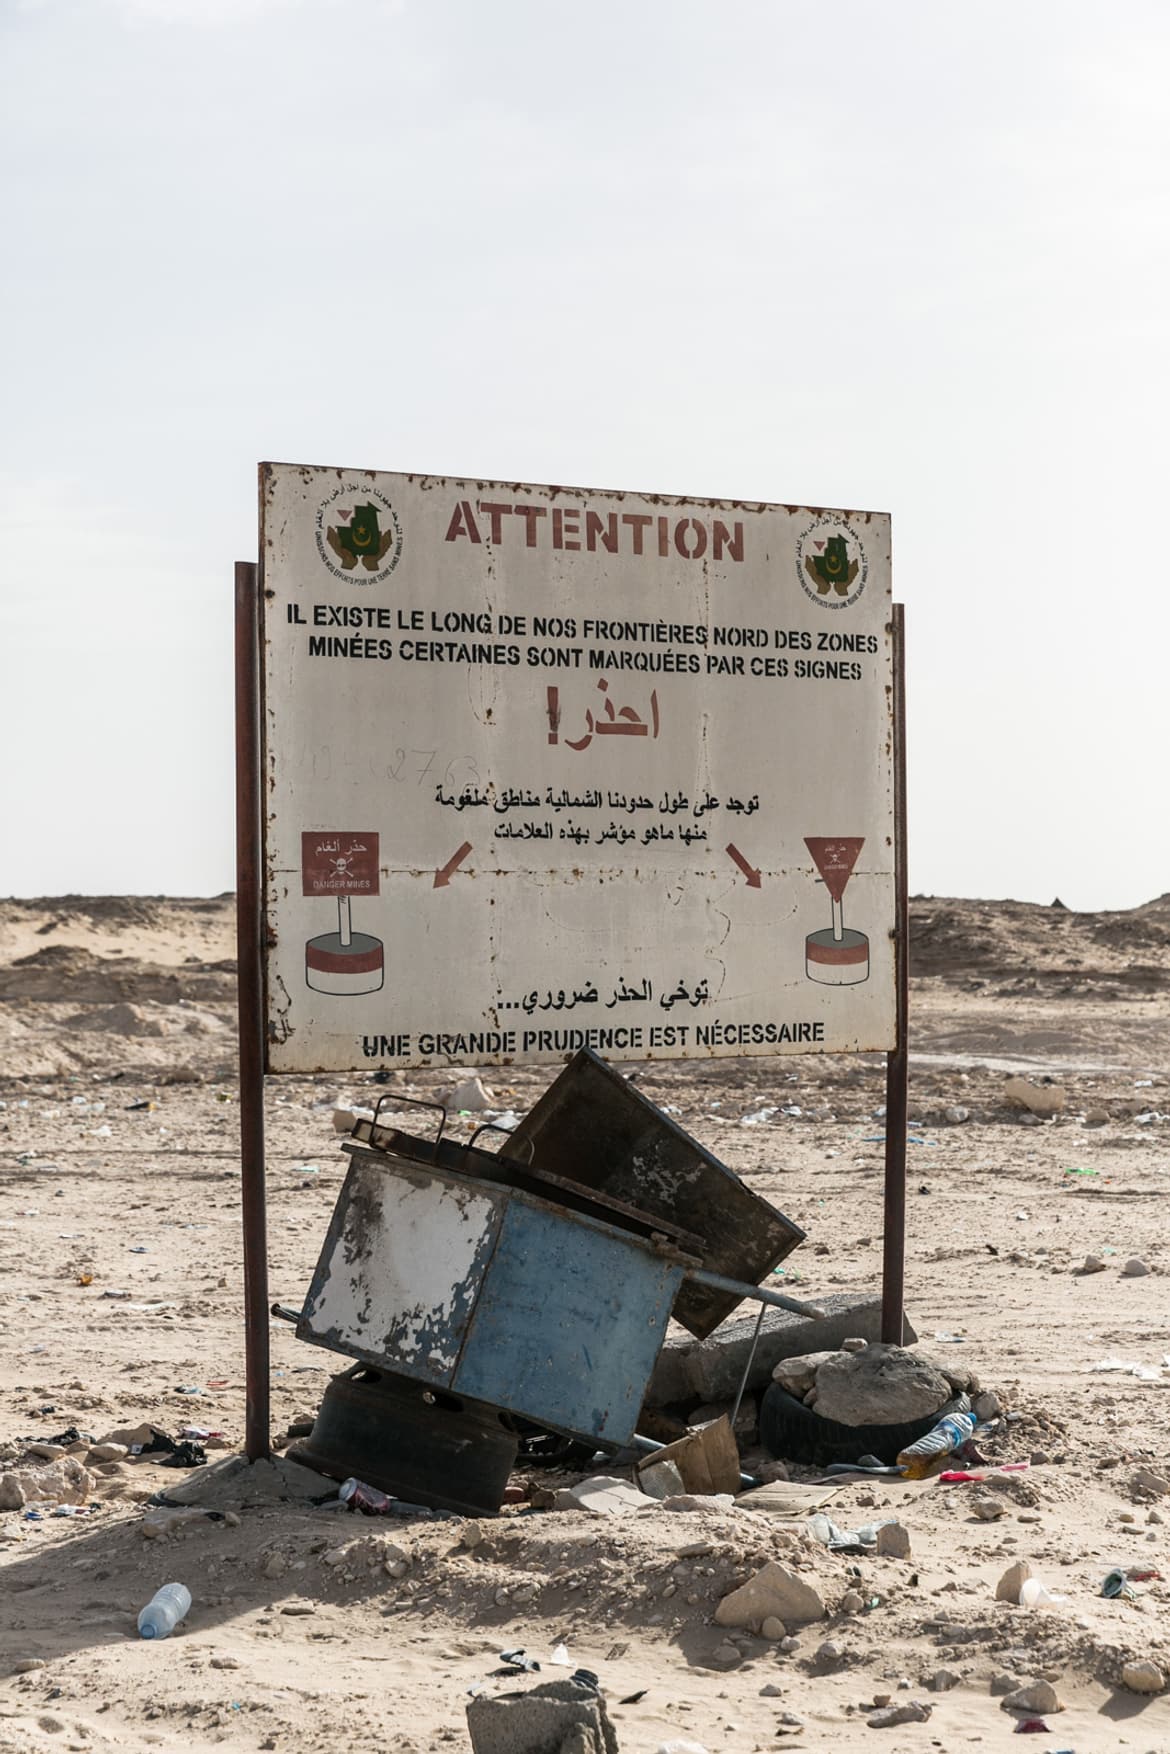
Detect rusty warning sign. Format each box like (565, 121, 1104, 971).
(259, 463, 895, 1071)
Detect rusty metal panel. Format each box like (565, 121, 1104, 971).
(259, 463, 894, 1072)
(503, 1047, 804, 1339)
(298, 1154, 502, 1385)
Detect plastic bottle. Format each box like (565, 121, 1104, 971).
(896, 1409, 976, 1479)
(137, 1583, 191, 1640)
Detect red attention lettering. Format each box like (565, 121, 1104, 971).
(443, 499, 744, 561)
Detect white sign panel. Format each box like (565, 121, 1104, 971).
(260, 463, 894, 1072)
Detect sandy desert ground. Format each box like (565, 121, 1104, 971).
(2, 891, 1170, 1753)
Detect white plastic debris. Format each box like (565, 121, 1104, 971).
(740, 1107, 778, 1126)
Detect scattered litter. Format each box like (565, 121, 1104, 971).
(807, 1512, 898, 1552)
(740, 1106, 778, 1126)
(1101, 1569, 1137, 1600)
(860, 1132, 937, 1145)
(338, 1477, 437, 1518)
(137, 1582, 191, 1640)
(939, 1463, 1029, 1483)
(823, 1458, 902, 1477)
(897, 1409, 976, 1478)
(159, 1441, 207, 1470)
(1019, 1577, 1066, 1609)
(498, 1648, 541, 1673)
(1085, 1358, 1167, 1380)
(484, 1107, 520, 1131)
(548, 1643, 571, 1667)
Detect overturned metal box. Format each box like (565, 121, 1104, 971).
(502, 1047, 805, 1338)
(297, 1141, 698, 1450)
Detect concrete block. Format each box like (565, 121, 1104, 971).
(645, 1295, 917, 1407)
(466, 1680, 617, 1754)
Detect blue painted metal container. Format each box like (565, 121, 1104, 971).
(298, 1142, 694, 1448)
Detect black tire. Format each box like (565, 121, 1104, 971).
(514, 1423, 599, 1470)
(290, 1364, 518, 1516)
(759, 1383, 970, 1468)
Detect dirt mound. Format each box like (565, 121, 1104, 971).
(0, 945, 234, 1005)
(910, 894, 1170, 988)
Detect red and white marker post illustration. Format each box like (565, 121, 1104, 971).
(301, 832, 383, 996)
(804, 837, 869, 985)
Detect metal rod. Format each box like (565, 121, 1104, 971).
(235, 558, 271, 1460)
(729, 1300, 767, 1430)
(881, 601, 909, 1345)
(685, 1267, 825, 1321)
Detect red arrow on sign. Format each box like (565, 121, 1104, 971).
(434, 841, 473, 888)
(726, 843, 762, 888)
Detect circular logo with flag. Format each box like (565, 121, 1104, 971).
(796, 517, 867, 610)
(315, 483, 403, 585)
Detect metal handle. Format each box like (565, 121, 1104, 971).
(684, 1267, 826, 1321)
(372, 1092, 447, 1155)
(270, 1303, 303, 1324)
(467, 1121, 535, 1163)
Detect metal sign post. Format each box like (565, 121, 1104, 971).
(881, 603, 909, 1344)
(235, 560, 271, 1460)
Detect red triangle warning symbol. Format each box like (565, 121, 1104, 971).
(804, 836, 864, 903)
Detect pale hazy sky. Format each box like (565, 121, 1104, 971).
(3, 0, 1167, 910)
